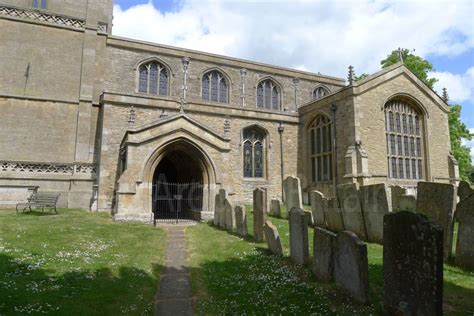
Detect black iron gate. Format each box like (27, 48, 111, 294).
(152, 181, 203, 223)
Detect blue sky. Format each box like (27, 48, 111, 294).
(113, 0, 474, 156)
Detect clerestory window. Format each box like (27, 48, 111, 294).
(202, 70, 228, 103)
(138, 61, 169, 96)
(312, 86, 330, 100)
(257, 79, 280, 110)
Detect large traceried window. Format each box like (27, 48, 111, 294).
(138, 61, 168, 96)
(243, 127, 265, 178)
(312, 86, 330, 100)
(385, 100, 424, 180)
(257, 79, 280, 110)
(202, 70, 228, 103)
(309, 115, 333, 183)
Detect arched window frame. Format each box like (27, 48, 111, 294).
(308, 115, 333, 183)
(136, 59, 170, 96)
(242, 126, 267, 178)
(201, 69, 229, 104)
(384, 99, 425, 180)
(256, 78, 281, 111)
(312, 85, 330, 100)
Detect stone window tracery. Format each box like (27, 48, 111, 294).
(138, 61, 168, 96)
(243, 127, 265, 178)
(312, 86, 330, 100)
(308, 115, 332, 182)
(257, 79, 280, 110)
(385, 100, 424, 180)
(202, 70, 228, 103)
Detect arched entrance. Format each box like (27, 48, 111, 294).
(150, 140, 213, 222)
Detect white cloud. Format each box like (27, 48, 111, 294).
(431, 67, 474, 103)
(112, 0, 474, 78)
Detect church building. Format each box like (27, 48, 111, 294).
(0, 0, 458, 221)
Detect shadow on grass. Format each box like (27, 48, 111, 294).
(15, 210, 58, 217)
(0, 253, 163, 315)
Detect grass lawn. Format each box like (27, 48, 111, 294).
(0, 209, 166, 315)
(187, 206, 474, 315)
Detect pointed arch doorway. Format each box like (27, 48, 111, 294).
(150, 140, 214, 223)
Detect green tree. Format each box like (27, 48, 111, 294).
(381, 48, 472, 180)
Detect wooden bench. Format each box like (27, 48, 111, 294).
(16, 192, 60, 214)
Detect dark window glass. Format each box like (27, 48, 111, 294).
(243, 141, 252, 178)
(272, 86, 279, 110)
(392, 157, 397, 178)
(210, 74, 218, 102)
(390, 135, 396, 155)
(138, 66, 148, 93)
(149, 63, 158, 94)
(418, 160, 423, 179)
(32, 0, 39, 8)
(402, 114, 407, 133)
(397, 135, 402, 156)
(404, 136, 409, 156)
(41, 0, 47, 9)
(202, 76, 210, 101)
(410, 137, 416, 157)
(310, 129, 315, 155)
(415, 116, 420, 135)
(398, 158, 404, 179)
(264, 83, 271, 109)
(408, 115, 414, 134)
(311, 157, 316, 182)
(243, 128, 266, 178)
(405, 158, 411, 179)
(396, 113, 401, 132)
(159, 69, 168, 95)
(257, 85, 264, 108)
(219, 79, 228, 103)
(389, 112, 395, 132)
(416, 138, 421, 157)
(254, 142, 263, 177)
(412, 159, 417, 179)
(257, 80, 279, 110)
(313, 86, 329, 100)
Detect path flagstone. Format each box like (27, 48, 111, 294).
(155, 226, 193, 316)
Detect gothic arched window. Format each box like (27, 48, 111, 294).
(202, 70, 228, 103)
(243, 127, 266, 178)
(385, 100, 424, 180)
(312, 86, 329, 100)
(257, 79, 280, 110)
(308, 115, 332, 182)
(138, 61, 168, 96)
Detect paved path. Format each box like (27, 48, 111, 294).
(155, 226, 193, 316)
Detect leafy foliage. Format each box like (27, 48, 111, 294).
(448, 104, 473, 180)
(354, 73, 369, 82)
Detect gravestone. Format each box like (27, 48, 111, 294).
(390, 185, 406, 211)
(324, 198, 344, 233)
(213, 194, 220, 226)
(399, 194, 416, 211)
(289, 207, 309, 265)
(313, 227, 336, 282)
(334, 231, 369, 304)
(360, 183, 391, 243)
(310, 190, 326, 228)
(283, 176, 303, 211)
(224, 199, 235, 231)
(253, 188, 267, 242)
(218, 189, 228, 228)
(263, 221, 283, 256)
(337, 184, 367, 240)
(416, 182, 456, 260)
(383, 211, 444, 315)
(458, 180, 474, 202)
(270, 199, 282, 218)
(455, 194, 474, 270)
(235, 205, 248, 238)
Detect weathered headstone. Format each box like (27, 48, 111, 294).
(455, 194, 474, 270)
(334, 231, 369, 304)
(337, 184, 367, 240)
(383, 211, 444, 315)
(324, 198, 344, 233)
(417, 181, 456, 260)
(313, 227, 336, 282)
(235, 205, 248, 238)
(289, 207, 309, 265)
(270, 199, 282, 218)
(263, 221, 283, 256)
(213, 194, 220, 226)
(399, 194, 416, 211)
(458, 180, 474, 202)
(218, 189, 228, 228)
(253, 188, 267, 242)
(224, 199, 235, 231)
(283, 176, 303, 211)
(390, 185, 407, 211)
(310, 190, 326, 228)
(360, 183, 391, 243)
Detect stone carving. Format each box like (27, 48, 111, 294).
(324, 198, 344, 233)
(390, 185, 406, 211)
(360, 183, 391, 243)
(0, 5, 86, 30)
(458, 180, 474, 202)
(270, 199, 281, 218)
(455, 194, 474, 270)
(0, 161, 97, 176)
(310, 190, 326, 228)
(283, 176, 303, 211)
(416, 182, 456, 260)
(263, 221, 283, 256)
(235, 205, 248, 238)
(383, 211, 444, 315)
(334, 231, 369, 304)
(313, 227, 336, 282)
(289, 207, 309, 265)
(224, 199, 235, 231)
(253, 188, 266, 242)
(97, 22, 108, 33)
(337, 184, 366, 240)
